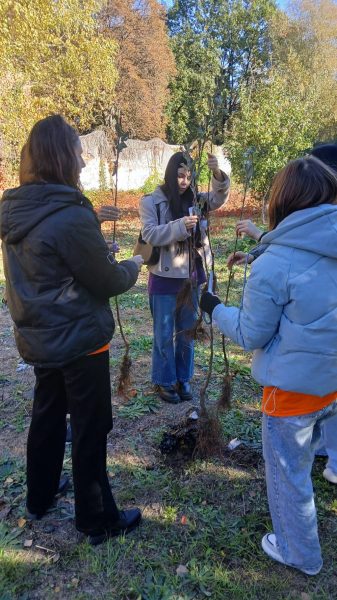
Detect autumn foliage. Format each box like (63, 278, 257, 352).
(100, 0, 175, 140)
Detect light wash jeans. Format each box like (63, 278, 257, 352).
(149, 291, 198, 386)
(316, 414, 337, 473)
(262, 400, 337, 574)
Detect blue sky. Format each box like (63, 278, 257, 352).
(160, 0, 288, 9)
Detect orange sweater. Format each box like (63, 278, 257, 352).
(262, 386, 337, 417)
(88, 343, 110, 356)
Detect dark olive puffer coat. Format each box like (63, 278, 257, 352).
(0, 183, 138, 367)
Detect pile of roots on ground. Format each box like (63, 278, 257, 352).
(159, 407, 225, 462)
(159, 410, 199, 461)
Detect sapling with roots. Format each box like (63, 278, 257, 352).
(106, 114, 133, 398)
(173, 137, 254, 459)
(163, 125, 228, 458)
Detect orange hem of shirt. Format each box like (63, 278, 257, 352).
(87, 343, 110, 356)
(262, 386, 337, 417)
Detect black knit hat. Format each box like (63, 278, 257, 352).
(310, 144, 337, 173)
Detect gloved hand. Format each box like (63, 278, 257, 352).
(200, 291, 222, 316)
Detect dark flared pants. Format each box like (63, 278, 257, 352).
(26, 351, 120, 533)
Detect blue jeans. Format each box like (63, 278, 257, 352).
(262, 400, 337, 574)
(149, 291, 198, 386)
(316, 414, 337, 472)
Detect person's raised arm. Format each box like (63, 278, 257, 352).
(199, 153, 230, 212)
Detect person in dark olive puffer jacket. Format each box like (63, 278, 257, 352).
(0, 115, 143, 545)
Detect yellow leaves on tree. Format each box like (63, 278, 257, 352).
(0, 0, 117, 179)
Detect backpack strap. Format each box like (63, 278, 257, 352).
(137, 201, 162, 243)
(155, 202, 161, 224)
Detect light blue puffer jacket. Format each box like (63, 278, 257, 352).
(213, 204, 337, 395)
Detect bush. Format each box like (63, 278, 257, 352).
(141, 169, 162, 195)
(85, 190, 112, 210)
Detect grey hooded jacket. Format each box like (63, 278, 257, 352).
(139, 175, 230, 278)
(213, 204, 337, 396)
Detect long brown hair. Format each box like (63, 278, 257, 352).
(268, 156, 337, 230)
(20, 115, 80, 188)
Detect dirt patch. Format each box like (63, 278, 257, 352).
(223, 444, 263, 469)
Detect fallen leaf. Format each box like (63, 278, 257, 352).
(18, 517, 26, 528)
(24, 539, 33, 548)
(0, 507, 11, 519)
(176, 564, 189, 577)
(4, 477, 14, 485)
(181, 515, 187, 525)
(143, 389, 155, 396)
(71, 578, 79, 588)
(51, 553, 60, 563)
(128, 389, 137, 398)
(54, 587, 61, 593)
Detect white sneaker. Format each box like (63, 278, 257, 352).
(261, 533, 321, 576)
(323, 467, 337, 484)
(261, 533, 286, 566)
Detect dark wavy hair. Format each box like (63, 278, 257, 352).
(269, 156, 337, 230)
(20, 115, 80, 188)
(160, 152, 194, 219)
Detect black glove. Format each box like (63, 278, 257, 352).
(200, 291, 222, 316)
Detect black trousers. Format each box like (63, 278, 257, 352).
(26, 351, 120, 533)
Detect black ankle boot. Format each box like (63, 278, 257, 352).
(158, 385, 181, 404)
(88, 508, 142, 546)
(177, 382, 193, 402)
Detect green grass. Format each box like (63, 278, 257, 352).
(1, 213, 337, 598)
(117, 394, 160, 419)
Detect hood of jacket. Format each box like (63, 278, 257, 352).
(262, 204, 337, 259)
(1, 183, 93, 245)
(151, 186, 169, 205)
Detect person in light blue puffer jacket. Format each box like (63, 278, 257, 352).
(228, 202, 337, 395)
(227, 143, 337, 484)
(200, 156, 337, 576)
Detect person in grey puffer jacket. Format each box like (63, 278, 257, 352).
(0, 115, 143, 545)
(200, 156, 337, 576)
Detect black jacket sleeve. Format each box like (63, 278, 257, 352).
(54, 205, 139, 301)
(249, 243, 268, 261)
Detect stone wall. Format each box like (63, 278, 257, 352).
(79, 130, 231, 191)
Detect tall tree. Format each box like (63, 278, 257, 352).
(166, 0, 277, 144)
(0, 0, 117, 177)
(227, 0, 337, 196)
(100, 0, 175, 140)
